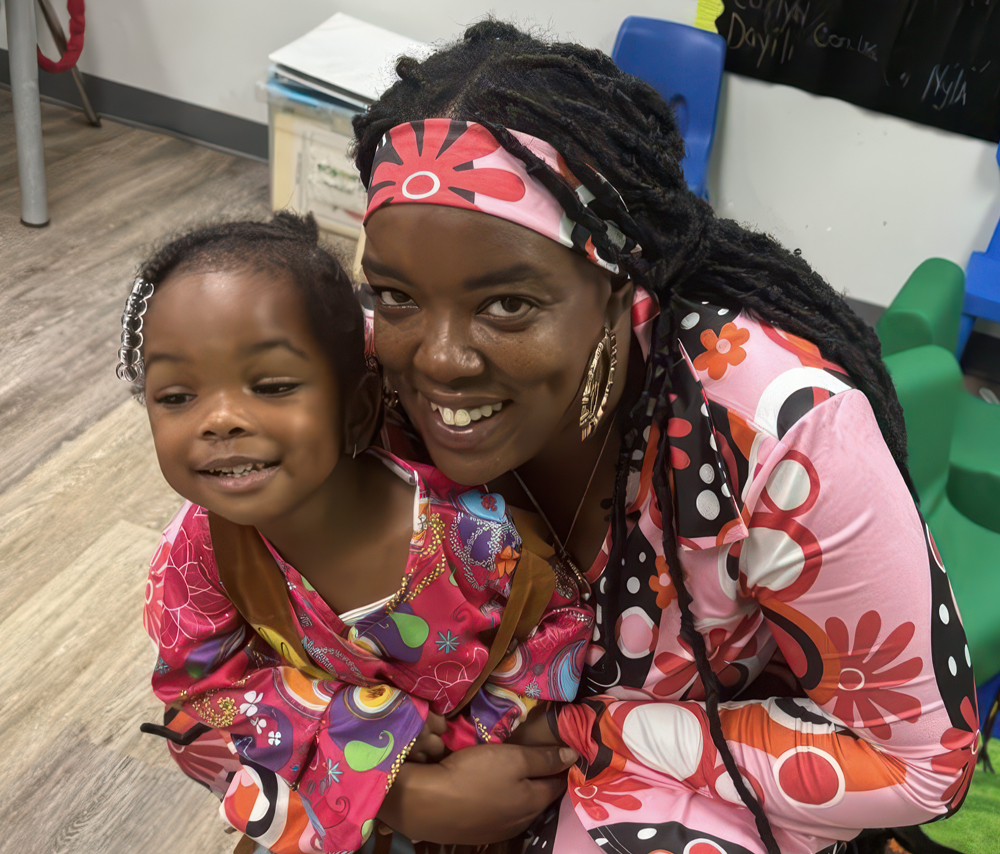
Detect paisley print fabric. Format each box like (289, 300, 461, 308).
(541, 291, 980, 854)
(143, 451, 593, 854)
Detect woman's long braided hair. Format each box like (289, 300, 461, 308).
(353, 20, 911, 853)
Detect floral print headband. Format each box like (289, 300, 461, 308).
(363, 119, 640, 275)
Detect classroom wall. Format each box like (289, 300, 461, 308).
(4, 0, 998, 307)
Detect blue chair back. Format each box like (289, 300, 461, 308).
(611, 16, 726, 199)
(957, 140, 1000, 356)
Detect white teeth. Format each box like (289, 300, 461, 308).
(210, 462, 266, 477)
(430, 401, 505, 426)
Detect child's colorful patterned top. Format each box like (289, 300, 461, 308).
(531, 291, 980, 854)
(143, 452, 593, 854)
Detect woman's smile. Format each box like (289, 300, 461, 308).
(416, 393, 512, 450)
(428, 398, 504, 427)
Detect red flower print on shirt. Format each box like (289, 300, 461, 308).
(932, 695, 979, 811)
(651, 648, 701, 699)
(570, 766, 649, 822)
(159, 529, 234, 652)
(481, 494, 498, 512)
(667, 416, 692, 469)
(693, 323, 751, 380)
(368, 120, 526, 213)
(825, 610, 922, 739)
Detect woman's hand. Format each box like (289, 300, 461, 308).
(507, 703, 564, 748)
(379, 742, 578, 844)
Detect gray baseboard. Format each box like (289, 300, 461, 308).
(0, 48, 267, 160)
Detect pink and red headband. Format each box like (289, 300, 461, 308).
(363, 119, 639, 275)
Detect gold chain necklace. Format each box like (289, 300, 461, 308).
(509, 414, 616, 602)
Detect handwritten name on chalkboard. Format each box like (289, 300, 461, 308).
(717, 0, 1000, 142)
(725, 3, 880, 67)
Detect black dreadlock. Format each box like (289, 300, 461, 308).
(353, 20, 913, 854)
(126, 210, 366, 404)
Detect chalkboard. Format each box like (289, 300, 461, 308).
(717, 0, 1000, 142)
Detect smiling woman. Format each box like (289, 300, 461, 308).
(349, 19, 980, 854)
(365, 204, 631, 488)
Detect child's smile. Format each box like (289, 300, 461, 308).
(142, 267, 348, 528)
(197, 456, 280, 490)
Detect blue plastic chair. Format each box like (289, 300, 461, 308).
(956, 142, 1000, 357)
(611, 16, 726, 199)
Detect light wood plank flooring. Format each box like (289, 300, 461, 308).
(0, 90, 353, 854)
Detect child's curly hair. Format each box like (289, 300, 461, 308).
(118, 211, 366, 405)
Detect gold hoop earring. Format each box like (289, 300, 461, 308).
(580, 326, 617, 441)
(381, 373, 399, 409)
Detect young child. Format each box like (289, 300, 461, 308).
(124, 212, 592, 854)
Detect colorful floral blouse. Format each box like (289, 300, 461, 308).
(532, 290, 980, 854)
(143, 452, 593, 854)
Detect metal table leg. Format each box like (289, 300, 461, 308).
(5, 0, 50, 226)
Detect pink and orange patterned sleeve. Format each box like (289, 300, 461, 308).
(556, 390, 978, 854)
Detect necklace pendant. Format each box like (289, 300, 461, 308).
(557, 548, 592, 602)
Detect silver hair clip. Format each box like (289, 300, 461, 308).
(116, 277, 155, 384)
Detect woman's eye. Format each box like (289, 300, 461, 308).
(375, 289, 416, 308)
(481, 297, 533, 320)
(254, 381, 300, 396)
(155, 392, 194, 406)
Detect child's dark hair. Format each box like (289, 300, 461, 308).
(122, 210, 366, 404)
(353, 20, 913, 854)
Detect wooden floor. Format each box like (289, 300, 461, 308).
(0, 90, 353, 854)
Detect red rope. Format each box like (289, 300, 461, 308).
(36, 0, 86, 74)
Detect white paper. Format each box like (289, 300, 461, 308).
(268, 12, 429, 102)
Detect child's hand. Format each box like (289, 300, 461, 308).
(507, 703, 564, 748)
(409, 712, 450, 763)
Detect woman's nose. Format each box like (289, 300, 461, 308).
(412, 316, 484, 384)
(199, 392, 254, 438)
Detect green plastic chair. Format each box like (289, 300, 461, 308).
(884, 344, 1000, 680)
(876, 258, 966, 359)
(877, 259, 1000, 534)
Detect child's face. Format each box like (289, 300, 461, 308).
(142, 267, 346, 527)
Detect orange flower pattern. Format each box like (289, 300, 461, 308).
(692, 322, 751, 380)
(648, 555, 677, 610)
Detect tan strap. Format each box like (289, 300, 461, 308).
(232, 833, 258, 854)
(507, 505, 557, 561)
(208, 512, 327, 680)
(449, 547, 555, 716)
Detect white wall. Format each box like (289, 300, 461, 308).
(710, 76, 1000, 306)
(5, 0, 998, 307)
